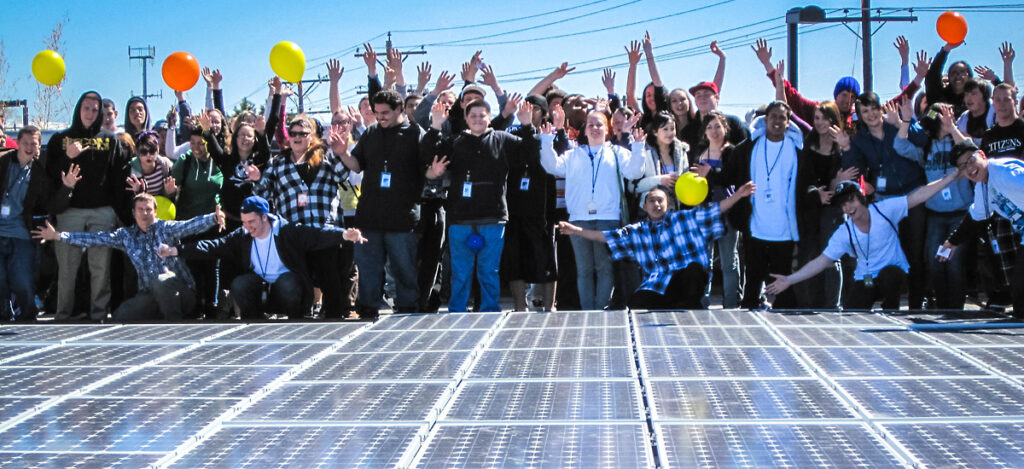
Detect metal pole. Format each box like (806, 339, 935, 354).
(787, 23, 799, 88)
(861, 0, 873, 92)
(297, 81, 305, 113)
(142, 62, 148, 103)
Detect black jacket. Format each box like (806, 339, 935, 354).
(0, 149, 72, 229)
(177, 216, 346, 289)
(350, 120, 429, 231)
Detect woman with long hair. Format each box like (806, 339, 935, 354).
(692, 111, 741, 308)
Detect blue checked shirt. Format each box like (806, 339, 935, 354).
(61, 214, 217, 291)
(255, 149, 350, 228)
(604, 204, 724, 294)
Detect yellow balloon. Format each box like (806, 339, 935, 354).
(675, 172, 709, 206)
(32, 50, 65, 86)
(154, 196, 177, 221)
(269, 41, 305, 83)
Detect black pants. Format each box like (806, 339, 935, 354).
(629, 263, 709, 310)
(1013, 252, 1024, 318)
(844, 265, 905, 310)
(183, 227, 221, 319)
(742, 237, 796, 309)
(417, 200, 445, 313)
(899, 204, 927, 309)
(309, 246, 347, 318)
(230, 272, 306, 320)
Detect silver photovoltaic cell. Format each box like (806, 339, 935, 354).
(634, 310, 761, 327)
(0, 325, 112, 343)
(168, 425, 423, 469)
(415, 424, 653, 468)
(648, 379, 855, 421)
(444, 381, 643, 421)
(0, 398, 48, 423)
(924, 330, 1024, 346)
(638, 326, 781, 347)
(961, 347, 1024, 376)
(838, 378, 1024, 418)
(640, 347, 810, 378)
(802, 347, 989, 377)
(657, 423, 905, 468)
(0, 345, 45, 362)
(4, 345, 185, 367)
(778, 326, 934, 347)
(88, 366, 288, 398)
(72, 324, 237, 342)
(884, 423, 1024, 468)
(371, 313, 503, 331)
(158, 343, 330, 366)
(211, 323, 364, 341)
(296, 351, 471, 381)
(489, 327, 630, 349)
(0, 452, 162, 469)
(234, 382, 451, 423)
(0, 367, 128, 396)
(504, 311, 628, 328)
(0, 398, 236, 452)
(348, 330, 488, 353)
(470, 348, 635, 379)
(761, 311, 897, 326)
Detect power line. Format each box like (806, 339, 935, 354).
(390, 0, 614, 33)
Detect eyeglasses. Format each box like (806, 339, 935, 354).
(290, 131, 310, 138)
(957, 151, 980, 171)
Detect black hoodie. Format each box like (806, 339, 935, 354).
(46, 91, 132, 220)
(123, 96, 151, 140)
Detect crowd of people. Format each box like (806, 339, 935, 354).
(2, 32, 1023, 322)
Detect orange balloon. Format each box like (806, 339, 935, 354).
(161, 52, 200, 92)
(936, 11, 968, 44)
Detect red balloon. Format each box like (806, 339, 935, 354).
(936, 11, 968, 44)
(162, 52, 200, 92)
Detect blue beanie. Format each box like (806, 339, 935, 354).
(833, 77, 861, 99)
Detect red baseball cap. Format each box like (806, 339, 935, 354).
(689, 81, 720, 96)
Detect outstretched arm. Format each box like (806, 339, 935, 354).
(527, 62, 575, 98)
(765, 255, 835, 295)
(557, 221, 608, 243)
(718, 181, 755, 213)
(907, 169, 961, 209)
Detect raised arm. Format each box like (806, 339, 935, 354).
(387, 47, 406, 93)
(895, 36, 911, 89)
(642, 31, 663, 88)
(1001, 42, 1016, 87)
(710, 41, 726, 92)
(538, 124, 567, 177)
(527, 62, 575, 98)
(624, 41, 643, 111)
(415, 61, 432, 96)
(907, 168, 962, 208)
(327, 59, 344, 115)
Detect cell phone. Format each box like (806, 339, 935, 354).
(936, 246, 952, 259)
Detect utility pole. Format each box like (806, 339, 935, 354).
(355, 32, 428, 95)
(786, 4, 916, 92)
(128, 45, 162, 102)
(290, 75, 332, 114)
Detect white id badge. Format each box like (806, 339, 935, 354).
(991, 239, 1001, 254)
(937, 245, 952, 259)
(0, 205, 9, 218)
(764, 189, 774, 203)
(877, 176, 887, 192)
(297, 193, 309, 207)
(380, 172, 392, 188)
(941, 188, 952, 201)
(520, 177, 530, 191)
(462, 182, 473, 198)
(587, 201, 598, 215)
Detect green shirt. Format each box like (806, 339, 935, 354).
(171, 151, 223, 220)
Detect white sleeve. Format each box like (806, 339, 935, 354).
(622, 142, 647, 179)
(821, 224, 853, 261)
(539, 134, 567, 177)
(969, 182, 988, 221)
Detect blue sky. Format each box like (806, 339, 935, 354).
(2, 0, 1021, 127)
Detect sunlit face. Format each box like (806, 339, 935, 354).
(643, 85, 656, 110)
(693, 88, 718, 114)
(235, 125, 256, 153)
(189, 135, 208, 161)
(101, 105, 117, 129)
(373, 103, 400, 128)
(241, 211, 270, 238)
(134, 200, 157, 230)
(17, 133, 40, 159)
(612, 109, 629, 133)
(964, 88, 986, 115)
(358, 98, 375, 123)
(765, 107, 790, 141)
(812, 109, 832, 134)
(437, 93, 456, 109)
(288, 125, 311, 155)
(138, 145, 158, 171)
(404, 98, 422, 119)
(331, 113, 354, 137)
(460, 92, 483, 109)
(704, 117, 727, 145)
(643, 189, 669, 220)
(956, 150, 988, 183)
(548, 97, 563, 109)
(129, 101, 147, 127)
(835, 90, 855, 114)
(466, 106, 491, 135)
(858, 103, 883, 129)
(669, 90, 690, 117)
(948, 63, 971, 92)
(841, 198, 866, 219)
(207, 111, 223, 134)
(584, 112, 609, 143)
(992, 88, 1017, 121)
(655, 120, 676, 146)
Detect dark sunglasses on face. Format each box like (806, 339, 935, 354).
(290, 131, 310, 138)
(139, 148, 157, 156)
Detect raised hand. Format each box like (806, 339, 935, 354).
(202, 67, 214, 86)
(430, 100, 450, 128)
(197, 111, 213, 131)
(710, 40, 725, 58)
(938, 104, 956, 134)
(774, 60, 786, 87)
(327, 124, 349, 153)
(210, 69, 222, 89)
(503, 92, 523, 118)
(386, 47, 403, 74)
(623, 112, 641, 133)
(62, 164, 82, 188)
(383, 66, 396, 89)
(894, 35, 910, 65)
(539, 122, 554, 135)
(899, 93, 914, 120)
(601, 68, 616, 95)
(164, 176, 178, 195)
(550, 104, 566, 130)
(126, 175, 144, 193)
(552, 62, 575, 79)
(480, 64, 500, 90)
(882, 101, 900, 125)
(270, 76, 283, 94)
(469, 50, 484, 68)
(327, 59, 344, 82)
(516, 100, 534, 125)
(433, 70, 456, 95)
(427, 155, 450, 179)
(752, 38, 773, 69)
(626, 41, 643, 66)
(642, 31, 654, 54)
(833, 125, 851, 150)
(1001, 42, 1016, 63)
(361, 43, 377, 73)
(460, 62, 477, 83)
(347, 105, 363, 127)
(974, 65, 997, 82)
(254, 115, 267, 134)
(631, 127, 646, 143)
(245, 163, 261, 182)
(416, 62, 432, 92)
(30, 220, 60, 243)
(913, 51, 931, 79)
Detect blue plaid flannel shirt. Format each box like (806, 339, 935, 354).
(62, 214, 217, 291)
(604, 204, 724, 294)
(255, 149, 350, 228)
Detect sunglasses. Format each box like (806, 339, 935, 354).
(290, 131, 310, 138)
(139, 149, 157, 156)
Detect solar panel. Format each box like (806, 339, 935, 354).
(0, 345, 46, 362)
(504, 310, 628, 328)
(638, 326, 781, 347)
(87, 366, 288, 398)
(0, 452, 162, 468)
(210, 322, 365, 341)
(922, 330, 1024, 346)
(0, 397, 48, 422)
(372, 312, 503, 330)
(883, 423, 1024, 467)
(469, 348, 635, 379)
(4, 345, 185, 367)
(647, 379, 855, 421)
(72, 324, 237, 342)
(640, 346, 810, 378)
(801, 347, 989, 377)
(232, 382, 452, 423)
(444, 381, 644, 421)
(838, 378, 1024, 418)
(489, 327, 630, 349)
(348, 330, 488, 352)
(960, 347, 1024, 376)
(157, 343, 330, 366)
(0, 324, 113, 343)
(634, 310, 761, 326)
(296, 351, 473, 381)
(777, 326, 935, 347)
(0, 367, 128, 396)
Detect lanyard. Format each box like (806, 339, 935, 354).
(586, 144, 604, 198)
(850, 220, 870, 264)
(252, 234, 275, 278)
(763, 139, 785, 182)
(3, 164, 31, 202)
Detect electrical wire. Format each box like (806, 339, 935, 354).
(390, 0, 614, 33)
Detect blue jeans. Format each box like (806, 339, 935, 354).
(705, 222, 741, 309)
(354, 230, 420, 313)
(925, 209, 967, 309)
(0, 237, 37, 322)
(568, 219, 618, 310)
(448, 224, 505, 312)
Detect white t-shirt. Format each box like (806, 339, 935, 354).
(249, 220, 290, 283)
(968, 159, 1024, 245)
(823, 196, 910, 280)
(750, 137, 798, 241)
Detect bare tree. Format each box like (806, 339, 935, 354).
(0, 40, 8, 127)
(32, 17, 70, 130)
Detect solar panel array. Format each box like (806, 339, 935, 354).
(0, 310, 1022, 468)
